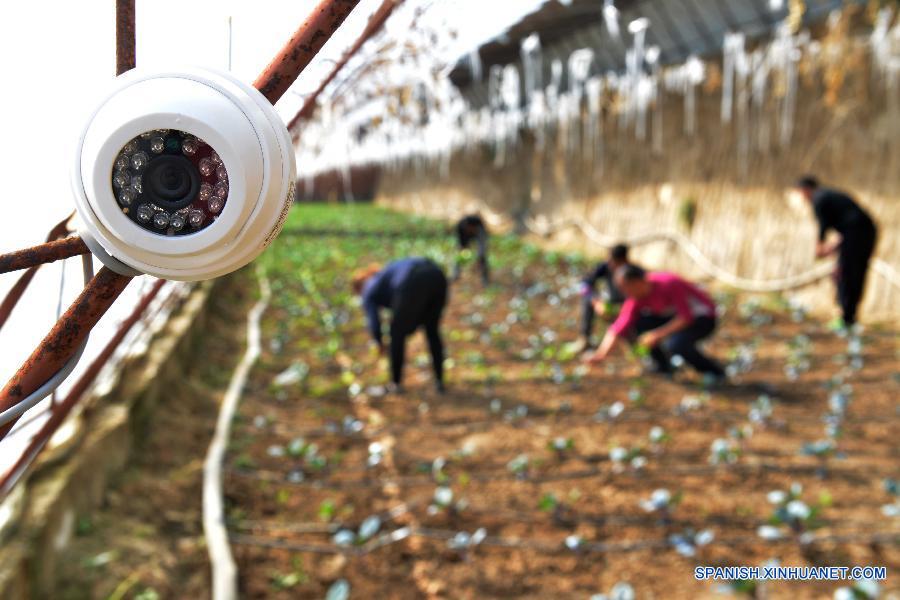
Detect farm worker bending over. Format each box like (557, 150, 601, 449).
(574, 243, 630, 353)
(585, 265, 725, 380)
(354, 258, 448, 393)
(795, 176, 877, 329)
(453, 214, 490, 285)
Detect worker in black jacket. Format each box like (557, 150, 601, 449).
(796, 176, 878, 328)
(453, 214, 489, 285)
(575, 243, 629, 352)
(354, 258, 448, 393)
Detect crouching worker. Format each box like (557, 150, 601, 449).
(353, 258, 448, 393)
(453, 214, 490, 285)
(575, 243, 630, 352)
(585, 265, 725, 381)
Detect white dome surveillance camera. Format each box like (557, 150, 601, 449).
(72, 67, 296, 281)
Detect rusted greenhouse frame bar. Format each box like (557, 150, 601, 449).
(0, 214, 77, 332)
(0, 279, 166, 499)
(116, 0, 136, 76)
(287, 0, 402, 130)
(253, 0, 362, 104)
(0, 267, 133, 440)
(0, 237, 90, 275)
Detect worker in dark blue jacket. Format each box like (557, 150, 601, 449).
(576, 243, 629, 351)
(354, 258, 448, 393)
(796, 176, 878, 328)
(453, 214, 489, 285)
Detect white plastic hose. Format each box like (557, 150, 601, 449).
(203, 268, 270, 600)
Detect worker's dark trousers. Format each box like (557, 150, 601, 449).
(453, 233, 489, 284)
(633, 315, 724, 376)
(581, 295, 595, 340)
(389, 263, 448, 387)
(836, 223, 877, 326)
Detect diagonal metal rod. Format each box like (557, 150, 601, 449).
(115, 0, 136, 76)
(0, 214, 77, 332)
(0, 236, 90, 275)
(0, 279, 165, 499)
(0, 267, 133, 439)
(253, 0, 361, 105)
(287, 0, 402, 131)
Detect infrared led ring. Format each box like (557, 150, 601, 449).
(112, 130, 229, 236)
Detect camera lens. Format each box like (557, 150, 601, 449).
(112, 129, 228, 236)
(144, 155, 200, 211)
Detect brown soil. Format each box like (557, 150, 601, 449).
(226, 264, 900, 600)
(52, 255, 899, 600)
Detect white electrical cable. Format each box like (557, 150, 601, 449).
(0, 253, 95, 428)
(0, 342, 87, 428)
(50, 254, 68, 406)
(203, 267, 270, 600)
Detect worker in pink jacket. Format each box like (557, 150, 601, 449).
(585, 265, 725, 379)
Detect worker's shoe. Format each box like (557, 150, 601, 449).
(568, 338, 594, 355)
(831, 318, 863, 338)
(829, 317, 848, 336)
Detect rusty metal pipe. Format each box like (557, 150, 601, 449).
(0, 279, 165, 498)
(0, 237, 90, 275)
(0, 267, 133, 440)
(0, 214, 77, 332)
(116, 0, 136, 76)
(288, 0, 401, 131)
(253, 0, 361, 104)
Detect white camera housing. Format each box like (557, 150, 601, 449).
(72, 67, 296, 281)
